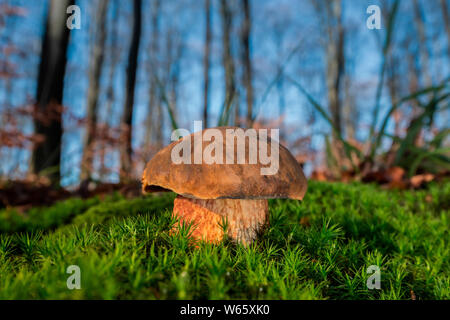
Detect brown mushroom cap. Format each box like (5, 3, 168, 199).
(142, 126, 307, 200)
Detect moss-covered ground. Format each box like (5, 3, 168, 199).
(0, 181, 448, 299)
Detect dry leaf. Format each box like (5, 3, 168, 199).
(299, 216, 310, 227)
(410, 173, 435, 189)
(310, 170, 328, 181)
(410, 289, 416, 300)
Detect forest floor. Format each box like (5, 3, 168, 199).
(0, 181, 448, 299)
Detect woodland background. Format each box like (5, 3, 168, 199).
(0, 0, 448, 201)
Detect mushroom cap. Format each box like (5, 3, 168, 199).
(142, 126, 307, 200)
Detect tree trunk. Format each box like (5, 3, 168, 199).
(342, 75, 355, 141)
(219, 0, 236, 125)
(413, 0, 432, 87)
(80, 0, 109, 184)
(100, 0, 119, 179)
(440, 0, 450, 58)
(120, 0, 142, 180)
(32, 0, 73, 186)
(325, 0, 344, 139)
(386, 47, 400, 137)
(323, 0, 345, 173)
(241, 0, 253, 128)
(203, 0, 212, 128)
(145, 0, 161, 155)
(165, 29, 182, 129)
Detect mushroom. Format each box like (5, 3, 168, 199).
(142, 126, 307, 245)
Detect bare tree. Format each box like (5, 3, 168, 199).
(440, 0, 450, 58)
(413, 0, 432, 87)
(144, 0, 161, 154)
(381, 0, 401, 139)
(80, 0, 109, 184)
(153, 1, 164, 151)
(219, 0, 236, 125)
(386, 43, 400, 136)
(269, 16, 287, 119)
(164, 28, 183, 125)
(99, 0, 119, 179)
(202, 0, 212, 128)
(312, 0, 345, 171)
(31, 0, 73, 186)
(325, 0, 344, 138)
(240, 0, 253, 128)
(342, 75, 356, 141)
(120, 0, 142, 180)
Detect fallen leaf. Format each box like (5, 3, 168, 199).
(310, 170, 328, 181)
(382, 180, 408, 190)
(410, 173, 435, 189)
(299, 217, 310, 227)
(386, 166, 405, 183)
(410, 289, 416, 300)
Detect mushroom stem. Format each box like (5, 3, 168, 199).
(172, 195, 268, 245)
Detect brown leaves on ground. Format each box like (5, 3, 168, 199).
(310, 170, 329, 182)
(0, 180, 71, 209)
(364, 168, 440, 190)
(410, 173, 435, 189)
(77, 180, 142, 199)
(310, 165, 446, 190)
(0, 179, 142, 210)
(299, 216, 311, 227)
(362, 166, 408, 189)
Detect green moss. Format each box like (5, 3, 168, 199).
(0, 181, 448, 299)
(0, 196, 101, 233)
(72, 193, 175, 226)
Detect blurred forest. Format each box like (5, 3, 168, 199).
(0, 0, 449, 203)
